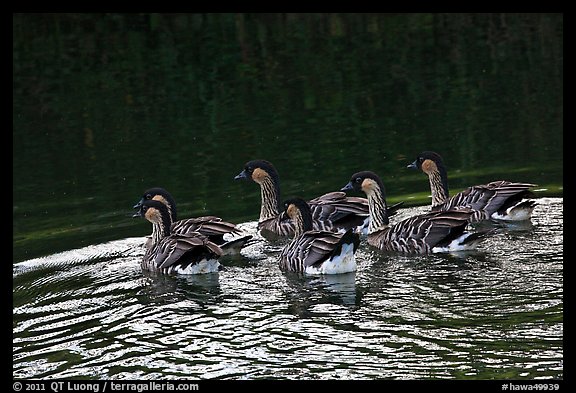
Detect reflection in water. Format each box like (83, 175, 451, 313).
(283, 271, 360, 318)
(315, 272, 359, 306)
(13, 199, 562, 379)
(139, 271, 223, 309)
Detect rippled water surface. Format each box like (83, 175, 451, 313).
(13, 198, 563, 380)
(13, 13, 563, 380)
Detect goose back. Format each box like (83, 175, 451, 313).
(134, 187, 252, 253)
(278, 198, 360, 274)
(136, 199, 223, 274)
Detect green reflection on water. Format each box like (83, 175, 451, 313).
(13, 13, 563, 262)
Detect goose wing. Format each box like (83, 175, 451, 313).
(440, 181, 536, 217)
(309, 192, 369, 231)
(309, 192, 368, 221)
(310, 191, 404, 222)
(377, 209, 473, 252)
(259, 214, 296, 237)
(150, 233, 223, 270)
(172, 216, 242, 238)
(282, 230, 359, 269)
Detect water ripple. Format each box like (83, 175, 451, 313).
(13, 198, 563, 379)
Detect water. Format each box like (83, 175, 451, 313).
(13, 14, 562, 380)
(13, 198, 562, 379)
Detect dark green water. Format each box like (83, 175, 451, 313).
(13, 13, 562, 380)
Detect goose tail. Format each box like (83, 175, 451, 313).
(219, 235, 254, 256)
(433, 229, 496, 253)
(491, 200, 537, 221)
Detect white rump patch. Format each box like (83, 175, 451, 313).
(432, 233, 482, 253)
(491, 205, 535, 221)
(305, 243, 357, 275)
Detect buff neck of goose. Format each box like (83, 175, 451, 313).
(284, 199, 313, 237)
(152, 192, 177, 222)
(363, 181, 390, 234)
(142, 201, 173, 247)
(424, 164, 449, 208)
(410, 152, 450, 208)
(150, 219, 169, 247)
(258, 173, 282, 222)
(235, 160, 283, 223)
(342, 172, 390, 234)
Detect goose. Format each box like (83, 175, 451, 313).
(341, 171, 493, 253)
(234, 159, 403, 237)
(133, 187, 252, 255)
(279, 198, 360, 274)
(134, 199, 222, 274)
(407, 151, 536, 222)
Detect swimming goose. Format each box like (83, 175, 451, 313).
(234, 159, 403, 237)
(133, 187, 252, 255)
(279, 198, 360, 274)
(134, 199, 222, 274)
(407, 151, 537, 222)
(342, 171, 492, 253)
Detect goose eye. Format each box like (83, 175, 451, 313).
(145, 194, 152, 200)
(355, 177, 362, 183)
(419, 157, 424, 162)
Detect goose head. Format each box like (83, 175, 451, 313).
(407, 151, 445, 175)
(281, 197, 313, 233)
(341, 171, 386, 196)
(234, 159, 279, 185)
(133, 187, 177, 222)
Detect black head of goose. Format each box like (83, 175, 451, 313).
(134, 199, 223, 274)
(133, 187, 252, 255)
(342, 171, 493, 254)
(407, 151, 537, 222)
(234, 159, 403, 237)
(134, 187, 179, 223)
(278, 197, 360, 274)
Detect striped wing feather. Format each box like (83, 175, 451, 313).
(370, 209, 472, 253)
(310, 192, 368, 215)
(309, 192, 368, 228)
(303, 231, 351, 267)
(148, 233, 223, 270)
(172, 216, 241, 238)
(437, 181, 536, 218)
(280, 230, 359, 271)
(310, 192, 403, 223)
(259, 215, 295, 237)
